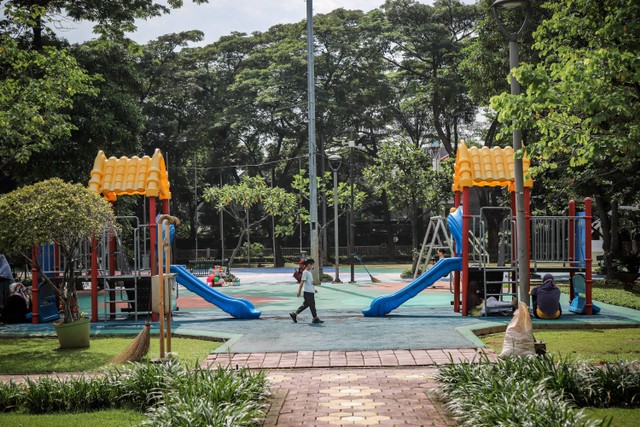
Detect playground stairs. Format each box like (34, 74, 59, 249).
(479, 265, 517, 316)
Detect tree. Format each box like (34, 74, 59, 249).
(490, 0, 640, 274)
(203, 176, 297, 268)
(0, 32, 96, 189)
(291, 168, 367, 269)
(3, 0, 210, 49)
(380, 0, 480, 156)
(363, 139, 452, 266)
(459, 0, 550, 148)
(0, 179, 116, 323)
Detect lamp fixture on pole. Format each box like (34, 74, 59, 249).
(328, 154, 342, 283)
(492, 0, 530, 306)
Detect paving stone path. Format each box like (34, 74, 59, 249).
(203, 349, 497, 426)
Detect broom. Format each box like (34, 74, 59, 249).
(112, 321, 151, 364)
(353, 253, 382, 283)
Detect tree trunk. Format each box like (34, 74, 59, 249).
(381, 192, 396, 257)
(274, 238, 285, 267)
(595, 192, 621, 276)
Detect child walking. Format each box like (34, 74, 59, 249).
(290, 258, 324, 324)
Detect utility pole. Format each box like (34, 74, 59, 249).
(306, 0, 320, 283)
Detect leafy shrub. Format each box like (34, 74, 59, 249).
(240, 242, 265, 259)
(0, 381, 21, 411)
(437, 356, 640, 426)
(144, 366, 267, 426)
(401, 268, 420, 279)
(0, 360, 268, 426)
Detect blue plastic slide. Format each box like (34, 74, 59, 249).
(170, 265, 261, 319)
(362, 206, 464, 317)
(362, 257, 462, 317)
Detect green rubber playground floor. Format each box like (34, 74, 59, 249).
(1, 266, 639, 354)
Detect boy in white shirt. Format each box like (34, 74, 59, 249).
(290, 258, 324, 324)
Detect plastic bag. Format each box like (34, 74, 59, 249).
(499, 301, 535, 358)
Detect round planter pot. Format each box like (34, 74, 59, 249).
(54, 317, 91, 349)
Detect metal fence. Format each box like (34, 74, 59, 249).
(531, 215, 583, 266)
(175, 245, 414, 263)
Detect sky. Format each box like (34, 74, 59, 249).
(58, 0, 443, 46)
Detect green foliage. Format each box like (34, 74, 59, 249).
(437, 356, 640, 427)
(0, 33, 97, 179)
(143, 365, 268, 426)
(240, 242, 264, 259)
(491, 0, 640, 170)
(0, 179, 115, 322)
(203, 175, 296, 266)
(363, 139, 452, 249)
(291, 169, 366, 228)
(0, 360, 267, 427)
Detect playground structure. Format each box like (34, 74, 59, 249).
(364, 141, 594, 317)
(29, 149, 260, 324)
(26, 143, 594, 322)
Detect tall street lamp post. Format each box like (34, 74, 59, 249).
(492, 0, 530, 305)
(347, 140, 358, 283)
(328, 154, 342, 283)
(306, 0, 320, 283)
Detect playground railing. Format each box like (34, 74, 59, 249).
(531, 215, 585, 267)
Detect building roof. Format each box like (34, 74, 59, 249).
(452, 141, 533, 192)
(88, 149, 171, 201)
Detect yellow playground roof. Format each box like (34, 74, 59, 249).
(452, 142, 533, 192)
(88, 149, 171, 201)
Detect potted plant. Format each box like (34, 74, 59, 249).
(0, 178, 116, 347)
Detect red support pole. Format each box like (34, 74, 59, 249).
(461, 187, 470, 316)
(568, 200, 576, 301)
(31, 246, 39, 324)
(162, 198, 169, 215)
(568, 200, 576, 266)
(149, 197, 157, 276)
(108, 223, 116, 317)
(510, 190, 517, 292)
(91, 236, 98, 322)
(453, 190, 461, 312)
(584, 197, 593, 315)
(524, 187, 531, 300)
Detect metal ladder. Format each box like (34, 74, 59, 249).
(478, 207, 517, 316)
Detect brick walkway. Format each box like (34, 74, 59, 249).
(203, 349, 495, 370)
(263, 367, 455, 427)
(202, 349, 497, 426)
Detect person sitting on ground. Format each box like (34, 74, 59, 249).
(531, 273, 562, 319)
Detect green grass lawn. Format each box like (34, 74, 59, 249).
(0, 409, 146, 427)
(558, 280, 640, 310)
(0, 336, 221, 374)
(584, 407, 640, 427)
(481, 328, 640, 363)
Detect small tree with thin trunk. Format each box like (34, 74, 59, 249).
(0, 178, 116, 323)
(203, 176, 296, 268)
